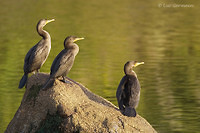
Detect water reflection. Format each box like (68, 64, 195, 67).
(0, 0, 200, 132)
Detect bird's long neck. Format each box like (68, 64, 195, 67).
(124, 67, 137, 77)
(65, 43, 79, 56)
(37, 26, 51, 40)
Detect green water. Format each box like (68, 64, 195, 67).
(1, 0, 200, 132)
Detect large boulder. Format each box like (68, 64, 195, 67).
(5, 73, 157, 133)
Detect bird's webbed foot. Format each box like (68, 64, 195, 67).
(60, 76, 72, 84)
(123, 107, 137, 117)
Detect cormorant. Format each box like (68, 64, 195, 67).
(42, 36, 84, 90)
(18, 18, 55, 89)
(116, 61, 144, 117)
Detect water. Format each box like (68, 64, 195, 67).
(0, 0, 200, 132)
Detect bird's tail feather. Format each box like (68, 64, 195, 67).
(42, 78, 55, 91)
(18, 74, 28, 89)
(123, 107, 137, 117)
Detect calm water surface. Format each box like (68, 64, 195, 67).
(0, 0, 200, 132)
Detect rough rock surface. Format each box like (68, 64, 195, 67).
(5, 73, 157, 133)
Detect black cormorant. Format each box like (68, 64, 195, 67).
(42, 36, 84, 90)
(18, 19, 55, 89)
(116, 61, 144, 117)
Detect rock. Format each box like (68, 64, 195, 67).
(5, 73, 157, 133)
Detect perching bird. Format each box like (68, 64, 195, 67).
(116, 61, 144, 117)
(42, 36, 84, 90)
(18, 19, 55, 89)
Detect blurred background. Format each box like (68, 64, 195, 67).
(0, 0, 200, 132)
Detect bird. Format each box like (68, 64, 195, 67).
(42, 36, 84, 90)
(18, 18, 55, 89)
(116, 61, 144, 117)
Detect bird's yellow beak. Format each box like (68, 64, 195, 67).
(46, 19, 55, 25)
(73, 37, 84, 42)
(134, 62, 144, 67)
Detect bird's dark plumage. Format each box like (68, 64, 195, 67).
(116, 61, 144, 117)
(18, 19, 55, 89)
(42, 36, 84, 90)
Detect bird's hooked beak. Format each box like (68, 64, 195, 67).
(73, 37, 85, 42)
(46, 19, 55, 25)
(134, 62, 144, 67)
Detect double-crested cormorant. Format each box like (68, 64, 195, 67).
(42, 36, 84, 90)
(18, 19, 55, 89)
(116, 61, 144, 117)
